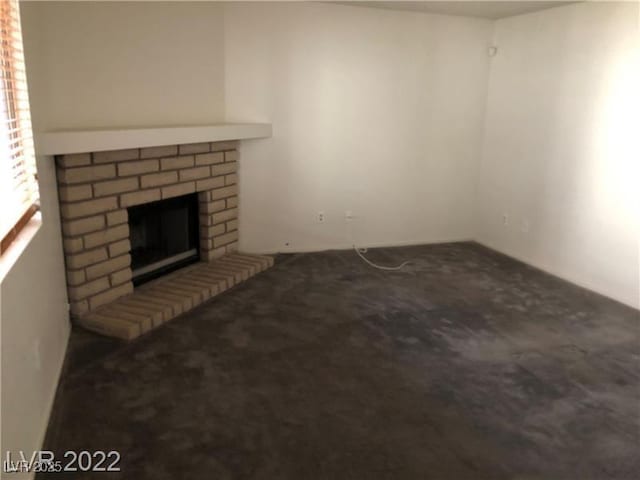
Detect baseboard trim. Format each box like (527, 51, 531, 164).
(475, 240, 639, 310)
(243, 237, 474, 255)
(32, 321, 71, 479)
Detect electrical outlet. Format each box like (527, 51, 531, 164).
(502, 213, 509, 226)
(317, 211, 325, 223)
(345, 210, 354, 222)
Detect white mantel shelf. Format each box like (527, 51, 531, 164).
(35, 123, 272, 156)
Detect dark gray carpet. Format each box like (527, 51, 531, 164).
(40, 242, 639, 479)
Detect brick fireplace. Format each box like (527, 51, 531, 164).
(56, 140, 241, 318)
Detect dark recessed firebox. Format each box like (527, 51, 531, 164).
(128, 193, 200, 286)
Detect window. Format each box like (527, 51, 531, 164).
(0, 0, 38, 254)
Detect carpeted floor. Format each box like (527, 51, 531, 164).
(39, 242, 639, 479)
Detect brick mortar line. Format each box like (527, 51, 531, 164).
(57, 144, 240, 317)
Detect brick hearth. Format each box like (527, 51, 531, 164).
(56, 140, 252, 321)
(78, 253, 274, 340)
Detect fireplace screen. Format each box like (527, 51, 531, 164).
(128, 193, 200, 285)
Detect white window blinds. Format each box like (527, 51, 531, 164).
(0, 0, 38, 254)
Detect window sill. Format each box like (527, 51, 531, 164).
(0, 212, 42, 283)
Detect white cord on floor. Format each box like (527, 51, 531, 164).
(353, 245, 412, 271)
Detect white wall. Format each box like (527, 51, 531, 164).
(22, 1, 494, 255)
(476, 1, 639, 308)
(0, 155, 70, 477)
(224, 2, 493, 253)
(20, 1, 226, 132)
(0, 3, 226, 471)
(4, 3, 637, 475)
(3, 2, 637, 470)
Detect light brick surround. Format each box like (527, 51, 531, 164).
(56, 140, 240, 317)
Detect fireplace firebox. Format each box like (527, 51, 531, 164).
(128, 193, 200, 285)
(55, 140, 241, 317)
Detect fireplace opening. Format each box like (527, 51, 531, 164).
(128, 193, 200, 286)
